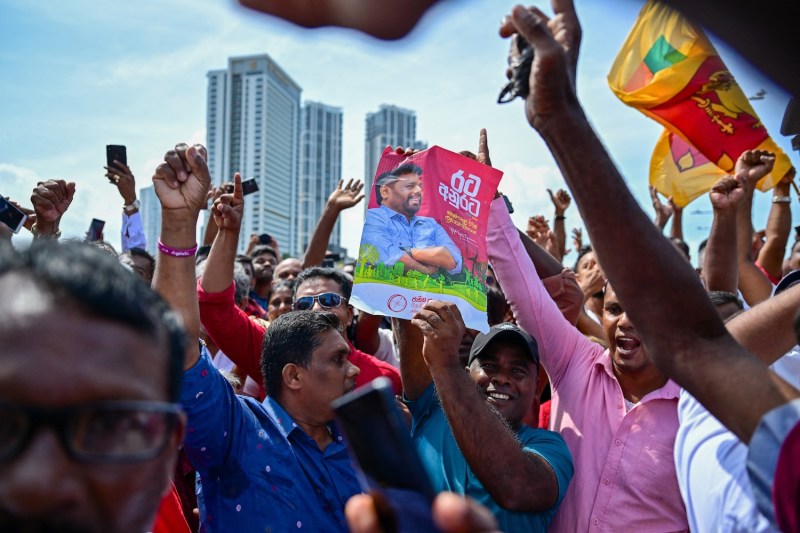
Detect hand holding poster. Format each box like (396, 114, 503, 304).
(350, 146, 503, 332)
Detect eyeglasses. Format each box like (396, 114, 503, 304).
(293, 292, 346, 311)
(0, 400, 181, 464)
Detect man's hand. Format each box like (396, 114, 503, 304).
(571, 227, 583, 251)
(213, 173, 244, 232)
(734, 149, 776, 190)
(411, 301, 466, 371)
(649, 185, 673, 230)
(30, 179, 76, 235)
(500, 1, 581, 130)
(327, 179, 365, 211)
(105, 160, 137, 205)
(526, 215, 549, 240)
(152, 143, 210, 219)
(709, 175, 746, 212)
(548, 188, 571, 215)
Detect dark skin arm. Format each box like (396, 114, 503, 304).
(501, 1, 798, 443)
(151, 143, 211, 370)
(302, 179, 364, 268)
(756, 172, 794, 279)
(413, 301, 559, 512)
(201, 177, 244, 295)
(703, 175, 744, 294)
(548, 188, 570, 257)
(30, 179, 75, 238)
(669, 198, 683, 242)
(735, 150, 776, 305)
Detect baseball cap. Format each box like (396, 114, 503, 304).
(468, 322, 539, 367)
(776, 269, 800, 295)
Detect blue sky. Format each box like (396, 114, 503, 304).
(1, 0, 796, 266)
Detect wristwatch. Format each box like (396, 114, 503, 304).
(772, 196, 791, 204)
(30, 222, 61, 240)
(123, 199, 141, 213)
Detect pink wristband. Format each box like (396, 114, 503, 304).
(157, 239, 198, 258)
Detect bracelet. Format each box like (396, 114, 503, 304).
(773, 196, 791, 204)
(157, 239, 198, 258)
(555, 215, 566, 221)
(30, 222, 61, 240)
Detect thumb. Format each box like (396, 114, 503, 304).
(511, 5, 560, 56)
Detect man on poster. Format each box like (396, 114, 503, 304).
(362, 163, 463, 276)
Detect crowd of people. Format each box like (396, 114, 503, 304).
(2, 1, 799, 532)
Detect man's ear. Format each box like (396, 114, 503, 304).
(282, 363, 303, 391)
(345, 304, 355, 329)
(379, 184, 390, 201)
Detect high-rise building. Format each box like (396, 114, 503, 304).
(364, 104, 427, 203)
(298, 101, 344, 255)
(206, 54, 302, 256)
(138, 185, 160, 257)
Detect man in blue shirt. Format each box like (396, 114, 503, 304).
(400, 302, 573, 532)
(151, 143, 363, 532)
(363, 164, 462, 276)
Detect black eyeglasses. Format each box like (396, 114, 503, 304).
(0, 401, 181, 464)
(293, 292, 346, 311)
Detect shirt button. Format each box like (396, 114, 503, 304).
(296, 521, 302, 528)
(615, 439, 621, 446)
(593, 517, 600, 525)
(603, 478, 610, 485)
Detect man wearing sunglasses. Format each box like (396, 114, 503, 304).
(0, 241, 186, 532)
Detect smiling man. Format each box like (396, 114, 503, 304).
(362, 164, 462, 276)
(397, 303, 573, 532)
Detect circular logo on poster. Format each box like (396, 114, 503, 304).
(387, 294, 408, 312)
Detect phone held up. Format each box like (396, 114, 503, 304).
(0, 196, 27, 234)
(86, 218, 105, 243)
(241, 178, 259, 196)
(332, 377, 440, 533)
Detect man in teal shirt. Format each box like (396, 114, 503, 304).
(398, 303, 573, 532)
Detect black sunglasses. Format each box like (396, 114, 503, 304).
(294, 292, 346, 311)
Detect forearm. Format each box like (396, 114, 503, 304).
(553, 215, 567, 259)
(757, 186, 792, 279)
(670, 208, 684, 242)
(303, 204, 340, 268)
(517, 229, 565, 278)
(431, 363, 558, 511)
(153, 216, 201, 369)
(201, 228, 239, 293)
(704, 210, 738, 294)
(538, 105, 725, 362)
(393, 318, 432, 400)
(410, 246, 457, 270)
(576, 311, 606, 341)
(202, 214, 219, 246)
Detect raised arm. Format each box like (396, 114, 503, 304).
(704, 175, 745, 294)
(756, 172, 794, 280)
(669, 197, 684, 243)
(547, 188, 571, 258)
(393, 317, 431, 400)
(151, 143, 211, 370)
(30, 179, 75, 240)
(413, 301, 560, 512)
(649, 186, 673, 232)
(501, 1, 798, 442)
(107, 161, 146, 251)
(735, 150, 777, 305)
(303, 179, 364, 268)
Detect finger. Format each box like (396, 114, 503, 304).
(444, 302, 465, 328)
(154, 162, 180, 189)
(353, 193, 366, 204)
(551, 0, 576, 17)
(433, 493, 499, 532)
(478, 128, 491, 166)
(35, 185, 60, 206)
(164, 150, 188, 183)
(186, 145, 211, 189)
(344, 178, 353, 190)
(511, 4, 559, 54)
(547, 189, 555, 200)
(113, 161, 133, 176)
(353, 181, 364, 194)
(336, 179, 344, 190)
(65, 182, 76, 202)
(232, 172, 243, 201)
(194, 144, 208, 161)
(345, 494, 380, 533)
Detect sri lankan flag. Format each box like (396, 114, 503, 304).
(608, 0, 792, 205)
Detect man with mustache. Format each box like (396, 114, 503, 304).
(363, 163, 462, 276)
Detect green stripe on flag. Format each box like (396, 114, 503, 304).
(644, 35, 686, 73)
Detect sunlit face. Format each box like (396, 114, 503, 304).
(252, 252, 276, 282)
(300, 329, 359, 421)
(294, 277, 353, 331)
(0, 275, 182, 533)
(274, 258, 302, 282)
(602, 285, 651, 375)
(267, 286, 294, 321)
(468, 340, 537, 428)
(381, 173, 422, 218)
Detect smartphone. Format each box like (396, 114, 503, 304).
(86, 218, 105, 242)
(0, 196, 27, 234)
(106, 145, 127, 170)
(332, 377, 439, 533)
(242, 178, 259, 196)
(258, 233, 272, 245)
(502, 193, 515, 214)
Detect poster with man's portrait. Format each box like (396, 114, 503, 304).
(350, 146, 503, 331)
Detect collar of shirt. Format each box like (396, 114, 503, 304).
(594, 350, 681, 402)
(378, 204, 420, 225)
(262, 395, 346, 445)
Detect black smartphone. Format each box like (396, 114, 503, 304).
(502, 193, 514, 214)
(242, 178, 259, 196)
(106, 145, 127, 170)
(258, 233, 272, 245)
(86, 218, 105, 242)
(332, 377, 439, 533)
(0, 196, 27, 234)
